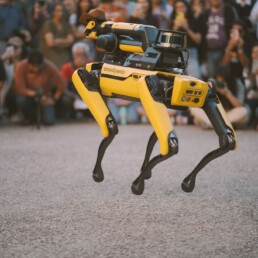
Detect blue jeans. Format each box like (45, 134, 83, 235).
(206, 49, 224, 78)
(108, 101, 140, 124)
(16, 95, 55, 125)
(186, 47, 202, 79)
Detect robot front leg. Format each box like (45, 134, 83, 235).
(140, 131, 158, 180)
(132, 132, 178, 195)
(72, 67, 118, 182)
(131, 78, 179, 195)
(181, 96, 237, 193)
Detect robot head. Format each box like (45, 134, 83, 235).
(80, 8, 107, 24)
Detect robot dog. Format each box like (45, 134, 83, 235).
(72, 9, 237, 195)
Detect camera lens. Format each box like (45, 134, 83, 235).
(217, 81, 225, 89)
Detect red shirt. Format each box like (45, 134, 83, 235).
(15, 59, 65, 99)
(60, 62, 75, 83)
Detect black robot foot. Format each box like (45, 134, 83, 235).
(93, 167, 104, 182)
(181, 180, 194, 193)
(131, 179, 145, 195)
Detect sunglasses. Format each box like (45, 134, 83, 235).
(7, 44, 20, 49)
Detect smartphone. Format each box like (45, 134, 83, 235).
(231, 28, 240, 42)
(6, 46, 14, 56)
(176, 12, 185, 21)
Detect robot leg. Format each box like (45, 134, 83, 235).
(131, 79, 178, 195)
(72, 68, 118, 182)
(181, 96, 237, 193)
(140, 131, 158, 180)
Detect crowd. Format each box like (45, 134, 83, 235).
(0, 0, 258, 130)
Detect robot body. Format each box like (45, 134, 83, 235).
(72, 11, 237, 194)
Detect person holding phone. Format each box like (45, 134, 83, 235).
(223, 20, 255, 81)
(171, 0, 202, 78)
(190, 64, 251, 129)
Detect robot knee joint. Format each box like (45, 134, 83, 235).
(106, 114, 118, 136)
(220, 129, 236, 151)
(168, 132, 179, 155)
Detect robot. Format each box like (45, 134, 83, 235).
(72, 9, 237, 195)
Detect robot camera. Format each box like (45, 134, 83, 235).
(157, 30, 187, 49)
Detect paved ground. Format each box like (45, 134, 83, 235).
(0, 122, 257, 258)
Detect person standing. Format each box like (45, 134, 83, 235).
(171, 0, 203, 78)
(201, 0, 238, 78)
(27, 0, 49, 48)
(0, 0, 26, 54)
(40, 3, 74, 68)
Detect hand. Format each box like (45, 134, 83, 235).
(236, 37, 244, 50)
(180, 20, 189, 31)
(173, 19, 188, 31)
(216, 81, 230, 96)
(34, 88, 43, 102)
(226, 37, 237, 51)
(173, 19, 183, 30)
(1, 46, 15, 60)
(131, 4, 143, 18)
(41, 96, 55, 106)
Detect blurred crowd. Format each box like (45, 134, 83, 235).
(0, 0, 258, 130)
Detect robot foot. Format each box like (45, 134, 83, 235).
(93, 165, 104, 182)
(131, 135, 178, 195)
(181, 131, 236, 193)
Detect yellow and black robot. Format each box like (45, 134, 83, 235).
(72, 9, 237, 195)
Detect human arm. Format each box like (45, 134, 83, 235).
(49, 62, 66, 101)
(43, 21, 74, 48)
(15, 62, 36, 97)
(27, 3, 48, 34)
(173, 19, 202, 45)
(216, 82, 242, 108)
(44, 32, 74, 48)
(223, 33, 249, 68)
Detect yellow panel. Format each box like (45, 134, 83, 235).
(72, 70, 110, 137)
(119, 44, 144, 53)
(171, 75, 209, 108)
(138, 78, 173, 155)
(99, 64, 156, 98)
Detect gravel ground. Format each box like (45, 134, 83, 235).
(0, 122, 257, 258)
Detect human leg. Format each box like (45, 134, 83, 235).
(16, 94, 36, 121)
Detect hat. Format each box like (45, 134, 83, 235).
(8, 36, 23, 48)
(79, 9, 106, 24)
